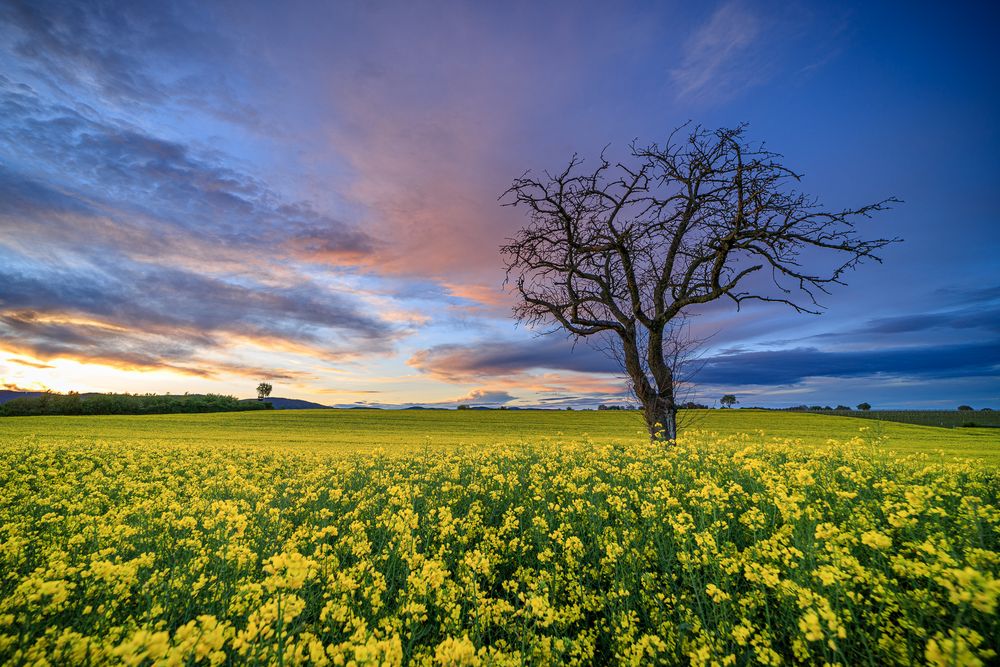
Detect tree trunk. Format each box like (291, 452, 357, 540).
(617, 328, 679, 443)
(645, 328, 678, 443)
(644, 393, 677, 442)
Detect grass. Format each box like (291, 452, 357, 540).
(2, 408, 998, 462)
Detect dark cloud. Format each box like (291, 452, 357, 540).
(934, 285, 1000, 307)
(0, 310, 310, 381)
(694, 342, 1000, 386)
(855, 306, 1000, 335)
(0, 0, 265, 128)
(0, 257, 398, 362)
(408, 334, 1000, 398)
(0, 73, 396, 374)
(1, 1, 166, 103)
(408, 337, 620, 381)
(0, 80, 374, 264)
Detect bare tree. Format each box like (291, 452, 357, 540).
(501, 124, 899, 441)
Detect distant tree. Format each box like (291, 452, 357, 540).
(565, 406, 574, 411)
(835, 405, 851, 411)
(857, 402, 872, 411)
(720, 394, 738, 409)
(957, 405, 973, 411)
(501, 124, 898, 441)
(257, 382, 272, 401)
(982, 407, 994, 412)
(0, 392, 269, 417)
(456, 404, 471, 410)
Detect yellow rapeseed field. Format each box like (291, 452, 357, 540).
(1, 415, 998, 665)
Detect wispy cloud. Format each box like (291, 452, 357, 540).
(670, 1, 762, 102)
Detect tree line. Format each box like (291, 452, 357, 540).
(0, 392, 273, 417)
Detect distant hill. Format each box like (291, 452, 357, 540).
(0, 390, 47, 404)
(241, 397, 332, 410)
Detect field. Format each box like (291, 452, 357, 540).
(795, 410, 1000, 430)
(4, 408, 1000, 461)
(1, 410, 998, 665)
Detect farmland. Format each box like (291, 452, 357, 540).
(3, 408, 1000, 461)
(795, 409, 1000, 430)
(1, 410, 998, 665)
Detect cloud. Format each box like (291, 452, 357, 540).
(7, 357, 54, 369)
(451, 389, 516, 405)
(694, 341, 1000, 386)
(669, 2, 843, 105)
(0, 257, 400, 372)
(408, 337, 620, 382)
(0, 73, 405, 377)
(407, 337, 633, 407)
(670, 1, 762, 101)
(408, 334, 1000, 407)
(857, 306, 1000, 335)
(935, 285, 1000, 306)
(0, 81, 375, 269)
(0, 0, 266, 129)
(0, 312, 306, 380)
(2, 382, 49, 392)
(284, 2, 621, 298)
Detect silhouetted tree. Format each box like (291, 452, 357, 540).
(857, 402, 872, 411)
(257, 382, 272, 401)
(957, 405, 973, 411)
(720, 394, 738, 408)
(502, 124, 898, 441)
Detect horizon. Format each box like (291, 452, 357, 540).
(1, 388, 995, 414)
(1, 1, 998, 409)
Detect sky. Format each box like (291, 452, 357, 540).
(0, 0, 997, 409)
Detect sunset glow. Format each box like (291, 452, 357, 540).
(1, 1, 997, 408)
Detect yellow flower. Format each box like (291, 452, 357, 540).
(926, 629, 995, 667)
(861, 531, 892, 550)
(434, 635, 479, 666)
(705, 583, 730, 603)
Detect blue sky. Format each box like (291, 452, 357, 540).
(0, 0, 997, 409)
